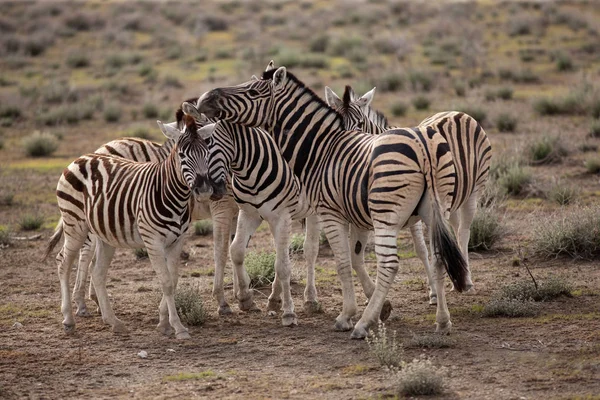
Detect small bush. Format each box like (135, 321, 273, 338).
(134, 248, 148, 259)
(366, 322, 403, 368)
(138, 64, 154, 77)
(412, 95, 430, 110)
(105, 53, 127, 70)
(193, 220, 213, 236)
(496, 87, 513, 100)
(532, 206, 600, 258)
(175, 285, 207, 326)
(163, 75, 183, 88)
(579, 143, 597, 153)
(555, 52, 573, 72)
(0, 193, 14, 206)
(406, 333, 455, 349)
(394, 357, 446, 396)
(22, 131, 58, 157)
(407, 71, 433, 92)
(19, 214, 44, 231)
(375, 73, 404, 92)
(453, 81, 466, 97)
(103, 104, 122, 123)
(584, 157, 600, 174)
(497, 164, 532, 196)
(496, 113, 517, 132)
(547, 181, 578, 205)
(469, 206, 503, 251)
(0, 226, 11, 246)
(478, 181, 507, 208)
(459, 107, 486, 126)
(37, 103, 94, 126)
(276, 50, 329, 69)
(66, 52, 90, 68)
(142, 103, 159, 119)
(588, 121, 600, 138)
(527, 136, 567, 164)
(245, 251, 276, 287)
(390, 102, 407, 117)
(289, 233, 304, 254)
(309, 34, 329, 53)
(482, 298, 540, 317)
(500, 278, 573, 301)
(0, 105, 21, 120)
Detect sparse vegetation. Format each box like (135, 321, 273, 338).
(394, 357, 446, 396)
(459, 107, 487, 126)
(103, 104, 122, 123)
(584, 157, 600, 174)
(532, 206, 600, 259)
(547, 181, 578, 205)
(482, 298, 540, 317)
(497, 164, 532, 196)
(245, 251, 276, 287)
(142, 103, 159, 119)
(406, 333, 455, 349)
(390, 101, 407, 117)
(589, 121, 600, 138)
(193, 220, 213, 236)
(175, 285, 207, 326)
(22, 132, 59, 157)
(499, 278, 573, 301)
(19, 214, 44, 231)
(366, 322, 403, 368)
(496, 113, 517, 132)
(0, 226, 11, 246)
(526, 136, 567, 165)
(412, 95, 430, 110)
(469, 206, 503, 251)
(289, 233, 304, 253)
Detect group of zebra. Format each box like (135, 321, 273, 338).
(44, 61, 491, 340)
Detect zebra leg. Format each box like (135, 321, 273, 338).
(457, 195, 477, 292)
(410, 222, 436, 305)
(146, 241, 189, 339)
(210, 198, 238, 315)
(230, 208, 261, 312)
(351, 224, 399, 339)
(57, 230, 88, 334)
(90, 241, 127, 334)
(320, 217, 357, 332)
(72, 234, 95, 317)
(429, 239, 452, 334)
(302, 215, 321, 314)
(268, 216, 297, 326)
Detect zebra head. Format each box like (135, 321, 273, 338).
(157, 116, 219, 200)
(195, 60, 287, 129)
(181, 102, 228, 200)
(324, 85, 376, 132)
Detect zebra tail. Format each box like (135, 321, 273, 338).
(42, 217, 64, 262)
(430, 204, 468, 292)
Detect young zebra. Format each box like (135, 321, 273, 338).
(43, 115, 218, 339)
(181, 103, 322, 325)
(195, 62, 468, 339)
(70, 118, 239, 319)
(326, 85, 492, 304)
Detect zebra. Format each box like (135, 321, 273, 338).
(325, 85, 492, 304)
(69, 116, 240, 319)
(194, 61, 469, 339)
(180, 103, 322, 325)
(43, 115, 218, 339)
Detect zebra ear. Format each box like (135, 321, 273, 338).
(324, 86, 342, 108)
(196, 123, 217, 140)
(356, 87, 376, 108)
(265, 60, 276, 71)
(251, 75, 259, 81)
(272, 66, 286, 89)
(157, 120, 182, 140)
(182, 102, 202, 119)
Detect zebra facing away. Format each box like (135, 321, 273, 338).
(326, 85, 492, 304)
(44, 115, 218, 339)
(195, 62, 469, 339)
(70, 118, 240, 319)
(181, 103, 322, 326)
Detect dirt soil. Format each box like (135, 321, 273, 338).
(1, 222, 599, 400)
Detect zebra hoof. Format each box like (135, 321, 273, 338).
(76, 307, 92, 318)
(379, 300, 392, 321)
(156, 322, 174, 336)
(176, 330, 191, 340)
(429, 295, 438, 305)
(281, 312, 298, 327)
(112, 320, 128, 334)
(266, 298, 282, 312)
(303, 300, 322, 315)
(238, 297, 260, 313)
(63, 323, 76, 335)
(218, 304, 233, 316)
(350, 324, 369, 340)
(435, 321, 452, 335)
(334, 317, 353, 332)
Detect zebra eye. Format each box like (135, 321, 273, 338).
(248, 89, 259, 97)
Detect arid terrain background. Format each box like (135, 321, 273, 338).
(1, 1, 599, 399)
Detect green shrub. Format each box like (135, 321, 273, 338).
(527, 136, 567, 164)
(589, 121, 600, 138)
(469, 206, 503, 251)
(163, 75, 183, 88)
(591, 99, 600, 119)
(394, 357, 446, 396)
(193, 220, 213, 236)
(175, 285, 207, 326)
(103, 104, 121, 123)
(375, 73, 404, 92)
(459, 107, 486, 126)
(0, 105, 21, 120)
(584, 157, 600, 174)
(142, 103, 159, 119)
(37, 103, 94, 126)
(276, 50, 329, 69)
(412, 95, 430, 110)
(366, 322, 403, 368)
(0, 226, 11, 246)
(406, 333, 455, 349)
(496, 87, 513, 100)
(500, 278, 573, 301)
(245, 251, 276, 287)
(309, 34, 329, 53)
(547, 181, 578, 205)
(19, 214, 44, 231)
(289, 233, 304, 254)
(496, 113, 517, 132)
(0, 193, 14, 206)
(453, 81, 466, 97)
(532, 206, 600, 259)
(555, 52, 573, 72)
(408, 71, 433, 92)
(105, 53, 127, 69)
(390, 102, 407, 117)
(22, 131, 58, 157)
(497, 164, 532, 196)
(579, 143, 597, 153)
(482, 298, 540, 317)
(138, 64, 154, 77)
(66, 52, 90, 68)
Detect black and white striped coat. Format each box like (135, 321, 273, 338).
(195, 63, 469, 339)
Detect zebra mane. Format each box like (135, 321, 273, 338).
(342, 85, 353, 111)
(369, 107, 389, 128)
(261, 68, 344, 125)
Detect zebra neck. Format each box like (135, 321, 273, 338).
(161, 139, 176, 156)
(157, 149, 192, 210)
(365, 106, 389, 134)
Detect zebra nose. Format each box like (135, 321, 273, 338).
(192, 175, 212, 198)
